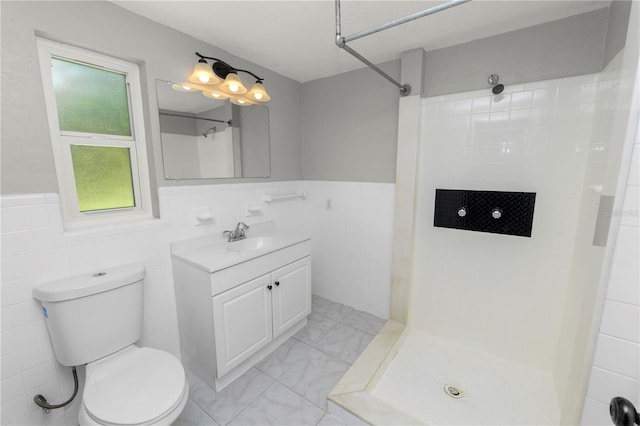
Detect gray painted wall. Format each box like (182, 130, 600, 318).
(2, 2, 632, 190)
(602, 0, 632, 67)
(422, 8, 609, 97)
(1, 1, 302, 197)
(301, 5, 631, 183)
(301, 60, 400, 183)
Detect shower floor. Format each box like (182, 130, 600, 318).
(370, 329, 560, 425)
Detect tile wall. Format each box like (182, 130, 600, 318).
(0, 180, 394, 425)
(304, 181, 395, 319)
(409, 73, 599, 372)
(581, 137, 640, 425)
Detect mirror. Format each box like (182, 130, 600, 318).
(156, 80, 270, 179)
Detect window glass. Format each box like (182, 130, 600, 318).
(70, 145, 135, 212)
(52, 58, 131, 136)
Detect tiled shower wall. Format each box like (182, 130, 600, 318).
(0, 180, 393, 425)
(581, 125, 640, 425)
(409, 73, 599, 373)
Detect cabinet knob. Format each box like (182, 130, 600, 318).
(267, 285, 272, 290)
(275, 281, 280, 286)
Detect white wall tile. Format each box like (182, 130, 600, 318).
(0, 394, 28, 424)
(303, 181, 394, 319)
(586, 367, 639, 405)
(0, 182, 318, 423)
(600, 300, 640, 343)
(612, 225, 640, 267)
(1, 353, 23, 380)
(411, 75, 595, 371)
(581, 397, 613, 426)
(607, 262, 640, 306)
(593, 334, 639, 379)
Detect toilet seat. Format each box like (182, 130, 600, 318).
(82, 345, 187, 425)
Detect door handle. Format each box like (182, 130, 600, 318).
(610, 396, 640, 426)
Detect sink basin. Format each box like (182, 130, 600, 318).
(226, 237, 275, 253)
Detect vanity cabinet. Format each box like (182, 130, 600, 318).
(172, 237, 311, 391)
(212, 257, 310, 377)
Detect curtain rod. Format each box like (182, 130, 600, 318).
(335, 0, 471, 96)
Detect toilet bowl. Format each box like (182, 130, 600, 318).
(32, 264, 188, 425)
(78, 346, 189, 425)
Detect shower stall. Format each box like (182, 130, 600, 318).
(329, 3, 639, 425)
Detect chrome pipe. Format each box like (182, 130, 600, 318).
(343, 0, 471, 44)
(335, 0, 410, 96)
(340, 43, 411, 96)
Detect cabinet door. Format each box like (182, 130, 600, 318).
(272, 257, 311, 337)
(212, 274, 272, 377)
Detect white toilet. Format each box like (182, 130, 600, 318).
(33, 264, 188, 425)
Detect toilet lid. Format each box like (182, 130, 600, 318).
(84, 347, 185, 425)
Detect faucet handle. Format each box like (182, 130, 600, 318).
(222, 230, 233, 241)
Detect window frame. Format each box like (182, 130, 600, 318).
(37, 38, 152, 229)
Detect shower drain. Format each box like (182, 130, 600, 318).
(444, 384, 464, 399)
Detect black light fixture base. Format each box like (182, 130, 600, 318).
(213, 61, 234, 79)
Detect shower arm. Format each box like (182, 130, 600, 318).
(334, 0, 471, 97)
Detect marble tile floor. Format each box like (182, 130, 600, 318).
(175, 295, 387, 426)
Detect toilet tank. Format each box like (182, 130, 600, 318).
(33, 264, 145, 366)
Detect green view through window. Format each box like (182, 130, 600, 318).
(52, 58, 131, 136)
(70, 145, 135, 212)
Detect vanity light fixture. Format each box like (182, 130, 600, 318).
(175, 52, 271, 105)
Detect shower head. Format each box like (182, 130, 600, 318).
(202, 127, 217, 138)
(488, 73, 504, 94)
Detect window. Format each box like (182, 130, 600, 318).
(37, 38, 152, 228)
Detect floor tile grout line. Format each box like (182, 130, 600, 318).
(272, 373, 332, 418)
(290, 335, 354, 368)
(222, 376, 276, 426)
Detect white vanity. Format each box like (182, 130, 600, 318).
(171, 229, 311, 391)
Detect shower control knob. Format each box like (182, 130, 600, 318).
(457, 207, 467, 217)
(491, 208, 503, 219)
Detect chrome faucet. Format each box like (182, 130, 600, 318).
(223, 222, 250, 242)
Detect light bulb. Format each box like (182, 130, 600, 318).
(229, 96, 255, 106)
(198, 74, 210, 83)
(254, 93, 263, 100)
(202, 89, 229, 100)
(172, 83, 197, 92)
(220, 72, 247, 95)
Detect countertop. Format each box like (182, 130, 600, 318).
(170, 230, 311, 273)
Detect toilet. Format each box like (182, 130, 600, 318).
(33, 264, 188, 425)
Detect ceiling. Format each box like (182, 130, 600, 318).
(114, 1, 612, 83)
